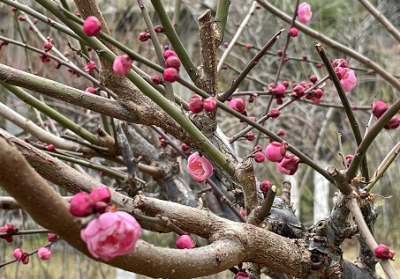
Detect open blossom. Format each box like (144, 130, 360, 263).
(80, 211, 141, 261)
(187, 152, 213, 182)
(298, 3, 312, 24)
(84, 61, 96, 74)
(176, 235, 195, 249)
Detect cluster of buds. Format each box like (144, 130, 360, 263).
(39, 54, 51, 64)
(264, 141, 300, 175)
(163, 50, 181, 82)
(0, 223, 18, 242)
(188, 95, 217, 113)
(13, 248, 29, 264)
(159, 135, 168, 148)
(138, 30, 151, 42)
(270, 83, 288, 104)
(44, 42, 53, 52)
(372, 101, 400, 130)
(69, 187, 111, 217)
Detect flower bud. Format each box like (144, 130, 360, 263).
(113, 55, 132, 75)
(260, 180, 272, 192)
(163, 50, 177, 59)
(245, 133, 255, 141)
(95, 201, 109, 213)
(316, 63, 322, 68)
(85, 87, 97, 94)
(69, 192, 95, 217)
(163, 68, 179, 82)
(229, 98, 246, 113)
(151, 75, 162, 85)
(154, 25, 163, 33)
(203, 97, 217, 112)
(375, 244, 390, 260)
(372, 101, 388, 119)
(276, 152, 300, 175)
(309, 75, 317, 83)
(245, 44, 252, 50)
(90, 187, 111, 203)
(265, 141, 286, 162)
(138, 31, 150, 42)
(83, 61, 96, 74)
(385, 116, 400, 130)
(292, 85, 305, 98)
(313, 88, 324, 99)
(277, 50, 282, 56)
(234, 271, 250, 279)
(165, 56, 181, 69)
(22, 255, 29, 265)
(47, 233, 57, 242)
(253, 152, 265, 163)
(331, 59, 348, 68)
(44, 42, 53, 52)
(254, 145, 262, 152)
(176, 235, 195, 249)
(289, 27, 298, 37)
(38, 247, 52, 260)
(277, 129, 285, 136)
(301, 54, 307, 60)
(47, 144, 55, 152)
(187, 152, 213, 182)
(83, 16, 102, 36)
(13, 248, 24, 261)
(18, 15, 25, 21)
(268, 108, 280, 118)
(181, 143, 191, 155)
(275, 84, 286, 94)
(189, 97, 203, 113)
(223, 42, 228, 48)
(248, 95, 254, 103)
(282, 80, 289, 88)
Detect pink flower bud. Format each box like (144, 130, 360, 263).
(23, 136, 30, 142)
(269, 108, 280, 118)
(138, 31, 150, 42)
(163, 68, 179, 82)
(47, 233, 57, 242)
(69, 192, 95, 217)
(375, 244, 390, 260)
(90, 187, 111, 204)
(13, 249, 24, 261)
(254, 145, 262, 152)
(234, 271, 250, 279)
(113, 55, 132, 75)
(22, 256, 29, 265)
(154, 25, 164, 33)
(38, 247, 52, 260)
(176, 235, 195, 249)
(260, 180, 272, 192)
(289, 27, 298, 37)
(275, 84, 286, 94)
(165, 56, 181, 69)
(277, 50, 282, 56)
(265, 141, 287, 162)
(84, 61, 96, 74)
(99, 171, 107, 177)
(85, 87, 97, 94)
(313, 88, 324, 99)
(253, 152, 265, 163)
(385, 116, 400, 130)
(248, 95, 254, 103)
(11, 7, 17, 12)
(39, 54, 51, 63)
(83, 16, 102, 36)
(4, 223, 15, 234)
(367, 70, 373, 75)
(240, 210, 246, 217)
(302, 54, 307, 60)
(151, 75, 162, 85)
(223, 42, 229, 48)
(309, 75, 317, 83)
(203, 97, 217, 112)
(389, 250, 396, 261)
(47, 144, 55, 152)
(189, 97, 203, 113)
(249, 116, 256, 122)
(276, 152, 300, 175)
(372, 101, 388, 119)
(316, 63, 322, 68)
(18, 15, 25, 21)
(229, 98, 246, 113)
(331, 59, 348, 68)
(283, 57, 289, 62)
(245, 44, 252, 50)
(298, 2, 312, 24)
(163, 50, 177, 59)
(245, 133, 255, 141)
(335, 67, 346, 80)
(222, 64, 228, 70)
(76, 13, 81, 18)
(343, 155, 354, 168)
(80, 211, 141, 261)
(44, 42, 53, 52)
(181, 143, 191, 155)
(187, 152, 213, 182)
(277, 129, 285, 136)
(292, 85, 305, 98)
(55, 61, 61, 69)
(282, 80, 289, 88)
(63, 51, 69, 57)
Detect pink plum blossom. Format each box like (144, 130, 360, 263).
(163, 68, 179, 82)
(372, 101, 388, 119)
(265, 142, 287, 162)
(176, 235, 195, 249)
(385, 116, 400, 130)
(47, 233, 57, 242)
(13, 248, 24, 261)
(276, 153, 300, 175)
(203, 97, 217, 112)
(83, 16, 102, 36)
(298, 3, 312, 24)
(375, 244, 390, 260)
(90, 187, 111, 204)
(339, 68, 357, 92)
(80, 211, 141, 261)
(189, 96, 203, 113)
(69, 192, 95, 217)
(84, 61, 96, 74)
(289, 27, 298, 37)
(38, 247, 52, 260)
(113, 55, 132, 75)
(229, 98, 246, 113)
(187, 152, 213, 182)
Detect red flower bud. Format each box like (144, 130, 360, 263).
(151, 75, 162, 85)
(265, 141, 286, 162)
(204, 97, 217, 112)
(309, 75, 317, 83)
(372, 101, 388, 119)
(163, 68, 179, 82)
(229, 98, 246, 113)
(176, 235, 195, 249)
(289, 27, 298, 37)
(154, 25, 164, 33)
(253, 152, 265, 163)
(165, 56, 181, 69)
(47, 233, 57, 242)
(44, 42, 53, 52)
(69, 192, 95, 217)
(277, 50, 283, 56)
(47, 144, 55, 152)
(375, 244, 390, 260)
(245, 44, 252, 50)
(385, 116, 400, 130)
(277, 129, 285, 136)
(260, 180, 272, 192)
(113, 55, 132, 75)
(90, 187, 111, 204)
(138, 31, 150, 42)
(163, 50, 177, 60)
(83, 16, 102, 36)
(189, 96, 203, 113)
(268, 108, 280, 118)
